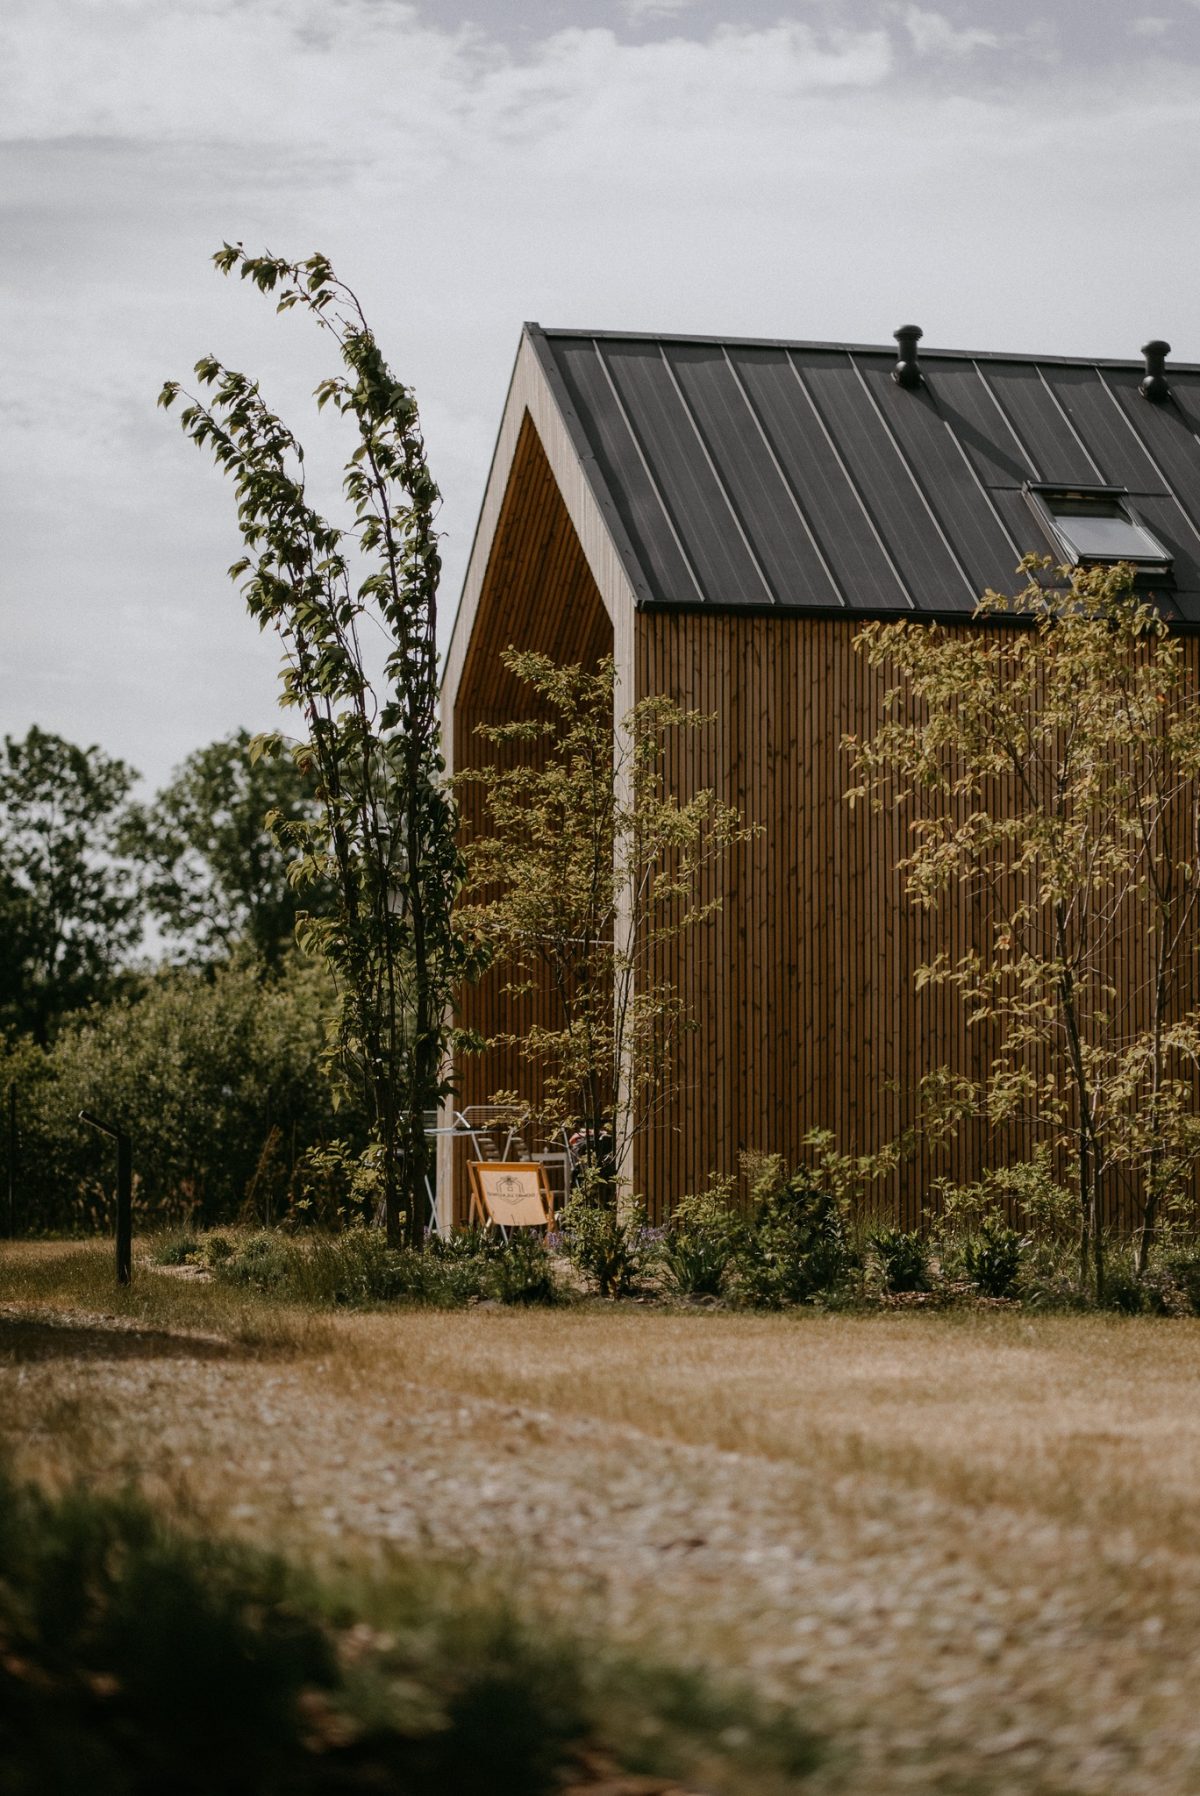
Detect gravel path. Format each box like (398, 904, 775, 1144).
(7, 1303, 1200, 1795)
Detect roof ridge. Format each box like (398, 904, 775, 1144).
(527, 323, 1200, 373)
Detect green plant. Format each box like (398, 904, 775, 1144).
(559, 1184, 643, 1298)
(937, 1150, 1076, 1278)
(216, 1229, 435, 1306)
(871, 1227, 929, 1294)
(660, 1179, 744, 1296)
(1094, 1242, 1176, 1315)
(150, 1231, 202, 1267)
(1162, 1245, 1200, 1315)
(1100, 1254, 1148, 1314)
(149, 1231, 235, 1272)
(210, 1225, 561, 1310)
(731, 1166, 853, 1308)
(291, 1138, 385, 1229)
(163, 247, 478, 1246)
(0, 1473, 336, 1796)
(198, 1233, 234, 1267)
(961, 1218, 1024, 1299)
(484, 1234, 558, 1307)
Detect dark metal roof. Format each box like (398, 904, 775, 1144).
(527, 325, 1200, 622)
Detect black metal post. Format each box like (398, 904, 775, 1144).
(6, 1081, 15, 1240)
(116, 1131, 132, 1285)
(79, 1110, 132, 1285)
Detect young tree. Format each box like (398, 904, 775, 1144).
(456, 650, 750, 1198)
(0, 727, 142, 1043)
(161, 248, 472, 1246)
(123, 728, 331, 969)
(846, 560, 1200, 1294)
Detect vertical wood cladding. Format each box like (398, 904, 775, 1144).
(450, 415, 613, 1222)
(633, 608, 1141, 1227)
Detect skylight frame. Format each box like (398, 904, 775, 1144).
(1024, 483, 1173, 576)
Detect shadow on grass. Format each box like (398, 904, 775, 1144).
(0, 1312, 243, 1365)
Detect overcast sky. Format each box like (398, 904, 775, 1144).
(5, 0, 1200, 795)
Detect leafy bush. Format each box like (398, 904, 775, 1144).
(730, 1167, 853, 1309)
(1093, 1245, 1176, 1316)
(198, 1232, 235, 1267)
(938, 1150, 1075, 1277)
(484, 1233, 558, 1306)
(289, 1138, 384, 1229)
(559, 1187, 643, 1298)
(871, 1227, 929, 1294)
(214, 1227, 558, 1309)
(1101, 1257, 1149, 1314)
(150, 1231, 202, 1267)
(3, 954, 361, 1233)
(218, 1229, 439, 1305)
(660, 1179, 745, 1296)
(1162, 1246, 1200, 1315)
(962, 1218, 1024, 1299)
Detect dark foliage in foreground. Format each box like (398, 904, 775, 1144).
(0, 1468, 822, 1795)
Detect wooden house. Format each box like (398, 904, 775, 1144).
(439, 326, 1200, 1227)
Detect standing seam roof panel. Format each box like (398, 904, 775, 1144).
(732, 347, 910, 609)
(550, 337, 704, 606)
(1099, 368, 1200, 529)
(794, 351, 976, 612)
(601, 342, 773, 606)
(982, 363, 1101, 485)
(1040, 364, 1166, 493)
(657, 346, 779, 604)
(916, 361, 1034, 491)
(667, 342, 843, 608)
(856, 359, 1025, 600)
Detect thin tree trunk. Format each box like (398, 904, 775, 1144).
(1078, 1124, 1091, 1288)
(1137, 954, 1169, 1276)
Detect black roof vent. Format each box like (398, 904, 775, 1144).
(1140, 339, 1171, 403)
(892, 324, 923, 390)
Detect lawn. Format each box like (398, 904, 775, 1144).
(4, 1241, 1200, 1793)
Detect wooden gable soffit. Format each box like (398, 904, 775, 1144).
(440, 324, 640, 776)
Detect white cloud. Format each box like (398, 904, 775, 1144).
(897, 6, 999, 56)
(1129, 14, 1172, 34)
(0, 6, 895, 155)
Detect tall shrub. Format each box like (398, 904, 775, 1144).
(162, 249, 474, 1244)
(847, 561, 1200, 1293)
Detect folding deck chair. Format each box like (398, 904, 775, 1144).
(467, 1161, 555, 1241)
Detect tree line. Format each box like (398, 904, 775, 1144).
(0, 723, 330, 1045)
(0, 724, 365, 1234)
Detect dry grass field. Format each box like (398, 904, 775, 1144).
(5, 1241, 1200, 1793)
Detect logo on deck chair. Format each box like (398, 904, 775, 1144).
(493, 1173, 524, 1209)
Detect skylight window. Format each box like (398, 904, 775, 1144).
(1026, 485, 1172, 573)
